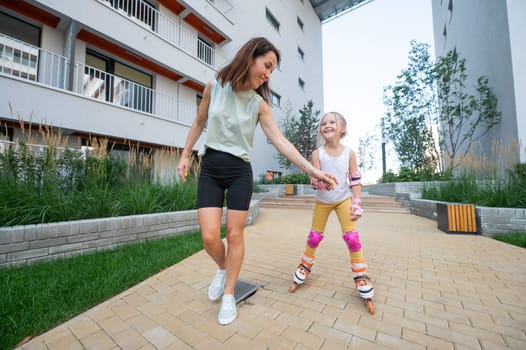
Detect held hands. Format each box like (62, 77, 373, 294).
(351, 197, 363, 221)
(310, 170, 338, 191)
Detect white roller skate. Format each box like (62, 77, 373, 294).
(289, 256, 314, 293)
(352, 262, 375, 314)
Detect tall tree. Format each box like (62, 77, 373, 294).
(434, 48, 502, 170)
(275, 100, 320, 169)
(383, 40, 440, 172)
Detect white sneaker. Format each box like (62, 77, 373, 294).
(218, 294, 237, 325)
(208, 269, 226, 301)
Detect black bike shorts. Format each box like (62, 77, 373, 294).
(197, 148, 253, 210)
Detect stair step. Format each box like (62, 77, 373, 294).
(259, 194, 410, 214)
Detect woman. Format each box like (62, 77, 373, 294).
(177, 37, 336, 325)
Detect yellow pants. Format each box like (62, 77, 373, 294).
(304, 197, 364, 263)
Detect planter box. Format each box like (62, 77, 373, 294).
(437, 203, 478, 234)
(285, 184, 297, 195)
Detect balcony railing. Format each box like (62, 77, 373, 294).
(0, 33, 197, 126)
(98, 0, 217, 67)
(0, 33, 68, 90)
(73, 63, 197, 125)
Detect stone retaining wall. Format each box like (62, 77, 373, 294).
(0, 200, 260, 268)
(367, 183, 526, 236)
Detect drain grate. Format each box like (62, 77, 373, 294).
(234, 279, 260, 303)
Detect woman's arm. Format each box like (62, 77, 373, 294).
(177, 82, 212, 181)
(258, 101, 337, 185)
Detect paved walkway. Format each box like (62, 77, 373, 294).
(17, 208, 526, 349)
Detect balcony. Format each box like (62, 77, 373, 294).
(0, 33, 197, 126)
(98, 0, 220, 67)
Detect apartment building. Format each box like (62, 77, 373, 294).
(431, 0, 526, 164)
(0, 0, 353, 181)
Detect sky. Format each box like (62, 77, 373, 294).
(321, 0, 435, 181)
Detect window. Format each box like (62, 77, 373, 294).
(0, 126, 13, 142)
(298, 77, 305, 90)
(197, 36, 214, 66)
(297, 16, 304, 31)
(265, 170, 282, 181)
(266, 8, 280, 32)
(270, 90, 281, 106)
(0, 12, 40, 81)
(84, 50, 153, 113)
(297, 46, 304, 61)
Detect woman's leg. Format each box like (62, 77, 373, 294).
(223, 209, 249, 295)
(198, 207, 225, 269)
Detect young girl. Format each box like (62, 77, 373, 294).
(177, 38, 337, 325)
(289, 111, 375, 313)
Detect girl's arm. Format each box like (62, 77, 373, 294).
(349, 148, 363, 220)
(258, 101, 337, 185)
(177, 82, 212, 181)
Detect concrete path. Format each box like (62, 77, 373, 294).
(17, 208, 526, 349)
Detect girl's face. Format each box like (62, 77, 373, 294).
(320, 114, 344, 140)
(245, 51, 278, 90)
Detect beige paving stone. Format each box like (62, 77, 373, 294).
(250, 314, 289, 335)
(321, 304, 360, 324)
(375, 332, 425, 349)
(426, 323, 481, 349)
(271, 300, 303, 316)
(79, 329, 117, 350)
(142, 326, 178, 349)
(333, 320, 377, 343)
(357, 316, 402, 338)
(348, 335, 387, 349)
(110, 299, 141, 320)
(126, 313, 158, 333)
(222, 334, 269, 349)
(381, 313, 425, 334)
(253, 329, 296, 349)
(502, 335, 526, 349)
(448, 320, 509, 345)
(123, 292, 150, 308)
(404, 310, 449, 328)
(298, 308, 337, 327)
(402, 328, 454, 349)
(112, 328, 148, 350)
(308, 322, 352, 346)
(44, 328, 84, 350)
(281, 325, 324, 349)
(97, 314, 130, 335)
(169, 324, 207, 347)
(275, 312, 313, 330)
(89, 306, 115, 322)
(69, 316, 101, 339)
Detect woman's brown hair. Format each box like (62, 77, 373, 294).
(216, 37, 281, 103)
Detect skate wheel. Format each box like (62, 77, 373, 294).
(366, 299, 375, 314)
(289, 283, 297, 293)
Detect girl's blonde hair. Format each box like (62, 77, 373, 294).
(317, 111, 348, 147)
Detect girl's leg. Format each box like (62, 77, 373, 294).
(335, 199, 374, 300)
(291, 201, 332, 290)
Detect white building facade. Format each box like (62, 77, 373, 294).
(431, 0, 526, 165)
(0, 0, 327, 181)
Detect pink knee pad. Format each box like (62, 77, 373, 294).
(306, 230, 324, 248)
(343, 231, 362, 252)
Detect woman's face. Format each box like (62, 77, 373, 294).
(245, 51, 278, 90)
